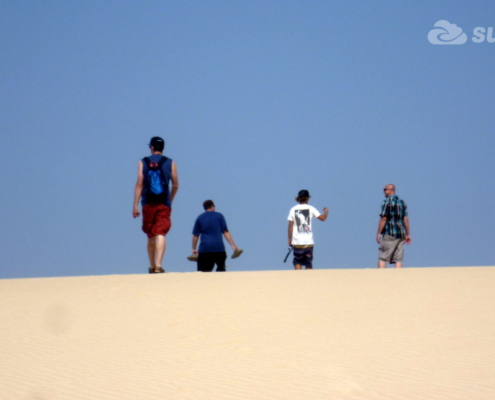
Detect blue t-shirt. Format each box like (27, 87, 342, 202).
(192, 211, 228, 253)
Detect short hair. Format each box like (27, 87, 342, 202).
(295, 195, 310, 203)
(203, 200, 215, 210)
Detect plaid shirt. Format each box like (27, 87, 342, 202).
(380, 195, 408, 239)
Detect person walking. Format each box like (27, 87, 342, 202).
(133, 137, 179, 273)
(287, 190, 328, 270)
(376, 184, 411, 268)
(191, 200, 241, 272)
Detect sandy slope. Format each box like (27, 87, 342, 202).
(1, 267, 495, 400)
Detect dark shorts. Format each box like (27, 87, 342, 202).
(293, 245, 314, 268)
(197, 252, 227, 272)
(142, 204, 171, 238)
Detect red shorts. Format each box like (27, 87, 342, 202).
(142, 204, 171, 238)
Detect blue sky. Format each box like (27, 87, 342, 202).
(1, 1, 494, 279)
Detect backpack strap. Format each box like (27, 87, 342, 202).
(157, 156, 168, 167)
(143, 156, 168, 167)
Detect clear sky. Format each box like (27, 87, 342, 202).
(1, 1, 494, 279)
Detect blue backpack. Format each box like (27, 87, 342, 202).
(143, 156, 168, 203)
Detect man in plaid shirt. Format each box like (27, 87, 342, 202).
(376, 184, 411, 268)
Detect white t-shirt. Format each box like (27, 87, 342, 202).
(287, 204, 321, 245)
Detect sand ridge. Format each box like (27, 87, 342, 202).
(1, 267, 495, 399)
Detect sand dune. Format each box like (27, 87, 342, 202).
(1, 267, 495, 400)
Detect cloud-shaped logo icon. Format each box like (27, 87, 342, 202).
(428, 20, 467, 44)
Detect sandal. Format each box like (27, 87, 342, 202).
(231, 249, 243, 259)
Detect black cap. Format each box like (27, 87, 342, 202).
(298, 189, 310, 197)
(149, 136, 164, 148)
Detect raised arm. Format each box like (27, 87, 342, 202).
(317, 207, 329, 221)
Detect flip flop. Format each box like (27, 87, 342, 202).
(149, 267, 165, 273)
(231, 249, 243, 259)
(187, 254, 198, 262)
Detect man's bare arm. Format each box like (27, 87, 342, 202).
(403, 216, 412, 244)
(376, 216, 387, 243)
(317, 207, 329, 221)
(192, 235, 199, 255)
(223, 231, 238, 251)
(170, 161, 179, 203)
(133, 161, 144, 218)
(288, 220, 294, 246)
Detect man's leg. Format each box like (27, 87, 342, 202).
(147, 235, 166, 271)
(378, 235, 397, 269)
(143, 205, 157, 271)
(304, 247, 313, 270)
(215, 252, 227, 272)
(154, 235, 166, 269)
(143, 204, 169, 273)
(392, 239, 405, 268)
(198, 253, 215, 272)
(147, 237, 156, 269)
(293, 247, 304, 270)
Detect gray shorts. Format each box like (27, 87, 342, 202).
(379, 235, 405, 263)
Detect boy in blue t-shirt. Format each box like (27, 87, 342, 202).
(192, 200, 241, 272)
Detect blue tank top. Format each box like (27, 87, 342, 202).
(141, 154, 173, 207)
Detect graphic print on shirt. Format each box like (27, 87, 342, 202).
(295, 209, 311, 233)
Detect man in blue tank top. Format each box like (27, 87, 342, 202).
(192, 200, 240, 272)
(133, 137, 179, 273)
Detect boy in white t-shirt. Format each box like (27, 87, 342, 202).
(287, 190, 329, 270)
